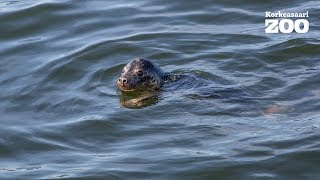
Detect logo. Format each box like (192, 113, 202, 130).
(265, 11, 309, 33)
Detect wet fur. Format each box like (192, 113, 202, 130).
(117, 58, 165, 91)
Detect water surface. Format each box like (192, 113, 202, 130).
(0, 0, 320, 179)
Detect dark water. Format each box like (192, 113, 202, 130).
(1, 0, 320, 179)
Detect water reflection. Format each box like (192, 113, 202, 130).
(117, 89, 160, 108)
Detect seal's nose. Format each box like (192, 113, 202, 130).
(118, 77, 127, 84)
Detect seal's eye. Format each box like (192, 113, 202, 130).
(137, 70, 143, 76)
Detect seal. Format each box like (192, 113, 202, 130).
(117, 58, 166, 91)
(116, 58, 292, 114)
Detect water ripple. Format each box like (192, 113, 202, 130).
(0, 0, 319, 179)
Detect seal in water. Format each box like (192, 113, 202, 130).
(116, 58, 292, 114)
(117, 58, 167, 91)
(116, 58, 178, 108)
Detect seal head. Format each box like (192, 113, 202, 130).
(117, 58, 165, 91)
